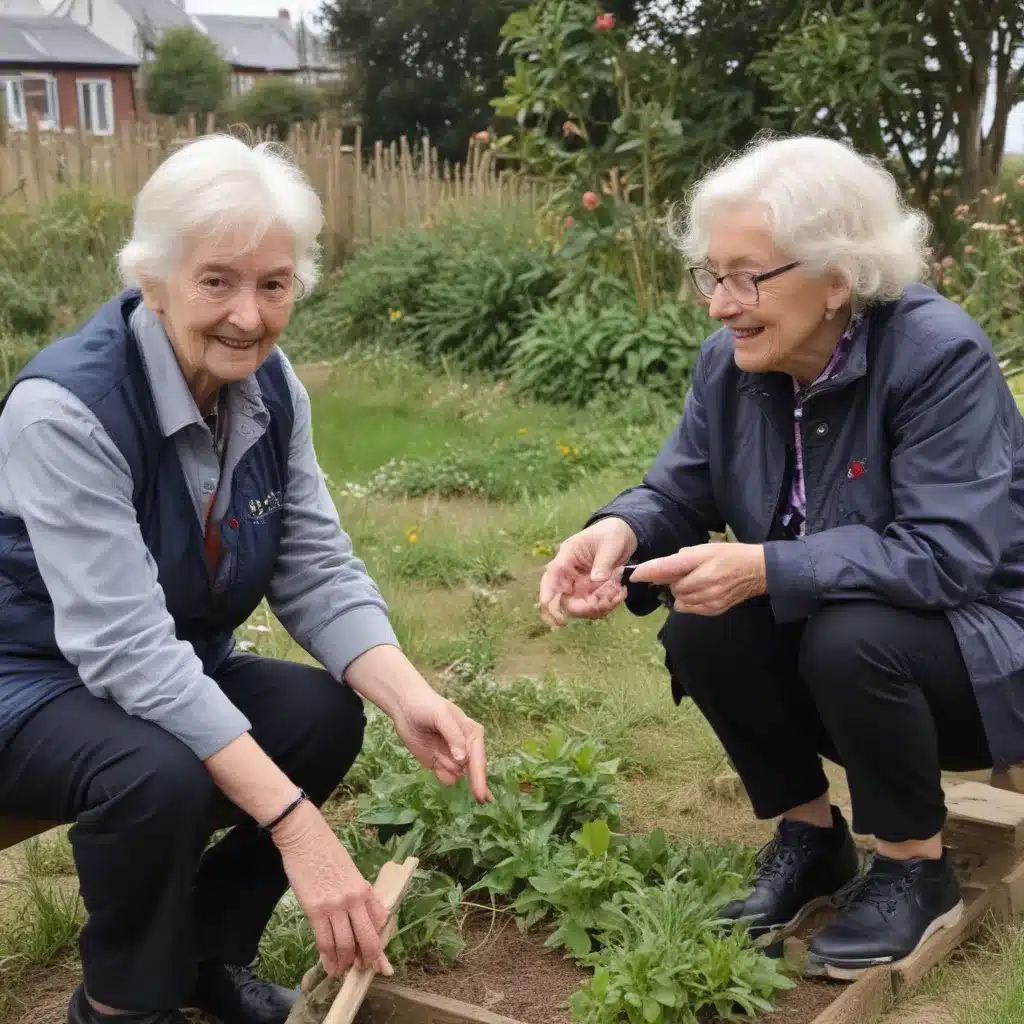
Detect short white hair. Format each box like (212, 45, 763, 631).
(118, 134, 323, 296)
(672, 134, 930, 309)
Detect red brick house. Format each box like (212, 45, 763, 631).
(0, 16, 139, 133)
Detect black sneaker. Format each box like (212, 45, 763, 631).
(808, 848, 964, 980)
(720, 805, 860, 944)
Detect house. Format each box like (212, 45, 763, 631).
(0, 14, 139, 133)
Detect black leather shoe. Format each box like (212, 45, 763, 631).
(719, 805, 860, 943)
(808, 848, 964, 980)
(68, 985, 184, 1024)
(187, 962, 300, 1024)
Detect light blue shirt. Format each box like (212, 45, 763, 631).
(0, 306, 398, 759)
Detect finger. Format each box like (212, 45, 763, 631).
(466, 728, 491, 803)
(367, 890, 390, 933)
(329, 912, 357, 976)
(309, 911, 338, 976)
(541, 592, 567, 629)
(538, 561, 573, 608)
(629, 546, 708, 585)
(590, 538, 624, 582)
(431, 705, 469, 766)
(672, 561, 720, 597)
(349, 903, 392, 976)
(433, 764, 460, 786)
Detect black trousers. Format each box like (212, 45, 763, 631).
(0, 654, 365, 1012)
(660, 598, 993, 843)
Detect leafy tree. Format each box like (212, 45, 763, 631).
(228, 77, 324, 139)
(141, 27, 230, 118)
(316, 0, 533, 162)
(754, 0, 1024, 198)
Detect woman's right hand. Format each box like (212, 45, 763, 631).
(271, 800, 392, 977)
(539, 517, 638, 628)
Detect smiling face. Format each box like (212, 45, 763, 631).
(703, 205, 851, 381)
(141, 223, 297, 412)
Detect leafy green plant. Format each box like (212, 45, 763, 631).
(227, 76, 324, 138)
(514, 820, 642, 958)
(511, 294, 710, 406)
(571, 880, 794, 1024)
(334, 707, 417, 796)
(0, 274, 52, 335)
(443, 671, 580, 726)
(141, 26, 230, 117)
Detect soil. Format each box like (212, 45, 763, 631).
(396, 912, 846, 1024)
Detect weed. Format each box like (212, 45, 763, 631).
(22, 829, 76, 878)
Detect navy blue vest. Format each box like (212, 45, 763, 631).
(0, 290, 294, 742)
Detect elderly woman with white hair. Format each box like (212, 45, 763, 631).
(0, 136, 491, 1024)
(540, 135, 1024, 977)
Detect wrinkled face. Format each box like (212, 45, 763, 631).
(142, 223, 297, 408)
(702, 205, 848, 376)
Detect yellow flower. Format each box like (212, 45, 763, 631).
(558, 443, 582, 459)
(533, 541, 554, 557)
(389, 310, 404, 322)
(405, 527, 419, 544)
(558, 443, 571, 456)
(517, 427, 529, 435)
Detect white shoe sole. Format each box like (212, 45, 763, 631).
(807, 900, 965, 981)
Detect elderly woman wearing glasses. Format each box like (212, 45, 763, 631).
(0, 136, 491, 1024)
(539, 136, 1024, 978)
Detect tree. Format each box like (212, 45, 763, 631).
(317, 0, 534, 162)
(228, 77, 325, 139)
(753, 0, 1024, 199)
(142, 27, 230, 119)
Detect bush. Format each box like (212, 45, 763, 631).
(226, 76, 325, 139)
(283, 207, 562, 371)
(0, 274, 51, 335)
(511, 293, 712, 407)
(142, 27, 230, 117)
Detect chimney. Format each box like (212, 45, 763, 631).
(278, 7, 290, 19)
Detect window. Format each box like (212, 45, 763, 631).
(232, 73, 255, 98)
(77, 78, 114, 135)
(1, 75, 59, 130)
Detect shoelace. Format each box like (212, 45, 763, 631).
(832, 863, 920, 915)
(223, 965, 279, 1008)
(753, 834, 801, 881)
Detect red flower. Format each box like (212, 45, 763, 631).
(565, 215, 576, 229)
(562, 120, 581, 137)
(595, 12, 616, 30)
(583, 191, 600, 211)
(848, 460, 866, 479)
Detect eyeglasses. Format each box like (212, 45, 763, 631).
(688, 261, 801, 305)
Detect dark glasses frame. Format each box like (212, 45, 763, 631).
(688, 261, 801, 305)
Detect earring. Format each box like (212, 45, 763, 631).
(824, 310, 836, 321)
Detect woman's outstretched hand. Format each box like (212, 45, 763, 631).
(538, 518, 638, 628)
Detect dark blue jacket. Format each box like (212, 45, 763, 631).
(0, 290, 294, 741)
(598, 284, 1024, 767)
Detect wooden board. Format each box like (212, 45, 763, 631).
(806, 967, 892, 1024)
(358, 983, 530, 1024)
(943, 781, 1024, 851)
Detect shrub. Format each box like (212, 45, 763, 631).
(511, 293, 712, 407)
(142, 27, 230, 117)
(0, 274, 51, 335)
(282, 207, 562, 370)
(226, 76, 325, 139)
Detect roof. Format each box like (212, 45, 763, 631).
(194, 14, 298, 71)
(0, 15, 139, 65)
(117, 0, 195, 32)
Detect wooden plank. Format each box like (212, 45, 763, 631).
(944, 781, 1024, 851)
(324, 859, 420, 1024)
(807, 967, 892, 1024)
(359, 983, 530, 1024)
(1001, 857, 1024, 915)
(0, 817, 60, 854)
(893, 887, 999, 990)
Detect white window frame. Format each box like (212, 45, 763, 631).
(232, 72, 255, 98)
(1, 74, 60, 131)
(76, 77, 114, 136)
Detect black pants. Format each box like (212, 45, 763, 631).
(661, 598, 993, 843)
(0, 654, 365, 1012)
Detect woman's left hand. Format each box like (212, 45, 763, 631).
(390, 690, 493, 803)
(629, 543, 768, 616)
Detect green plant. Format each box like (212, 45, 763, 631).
(511, 294, 710, 406)
(0, 274, 52, 335)
(443, 671, 580, 726)
(141, 26, 230, 117)
(227, 76, 325, 138)
(571, 880, 793, 1023)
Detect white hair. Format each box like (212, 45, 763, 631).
(672, 134, 931, 309)
(118, 134, 323, 296)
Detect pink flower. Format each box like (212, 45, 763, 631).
(474, 130, 490, 143)
(564, 215, 575, 229)
(583, 191, 600, 211)
(595, 12, 616, 30)
(562, 120, 581, 138)
(963, 245, 976, 256)
(940, 255, 954, 269)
